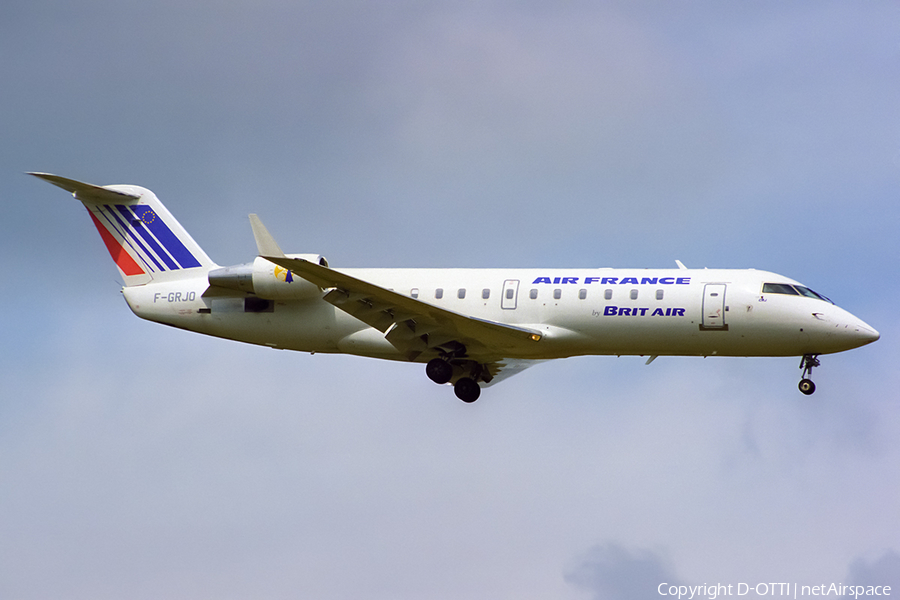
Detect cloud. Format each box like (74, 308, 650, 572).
(847, 550, 900, 591)
(565, 543, 680, 600)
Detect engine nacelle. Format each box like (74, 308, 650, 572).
(252, 254, 327, 300)
(208, 254, 328, 300)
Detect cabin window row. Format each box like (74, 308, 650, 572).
(410, 288, 667, 301)
(411, 288, 495, 300)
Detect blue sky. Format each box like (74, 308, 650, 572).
(2, 2, 898, 598)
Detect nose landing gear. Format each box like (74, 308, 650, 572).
(798, 354, 820, 395)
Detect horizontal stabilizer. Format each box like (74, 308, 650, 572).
(28, 172, 140, 204)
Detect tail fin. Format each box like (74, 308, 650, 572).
(30, 173, 216, 286)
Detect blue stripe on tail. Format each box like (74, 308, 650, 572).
(114, 205, 179, 270)
(115, 204, 202, 270)
(105, 205, 163, 272)
(133, 205, 201, 269)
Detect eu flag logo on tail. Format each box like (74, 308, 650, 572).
(140, 209, 157, 225)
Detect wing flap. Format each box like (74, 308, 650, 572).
(384, 320, 430, 361)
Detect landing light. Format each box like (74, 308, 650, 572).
(531, 334, 542, 341)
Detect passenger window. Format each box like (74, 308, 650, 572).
(458, 288, 466, 299)
(505, 288, 514, 300)
(656, 289, 664, 300)
(411, 288, 419, 299)
(604, 289, 613, 300)
(553, 289, 562, 300)
(435, 288, 443, 299)
(483, 289, 491, 299)
(530, 289, 538, 300)
(630, 289, 638, 300)
(579, 289, 587, 300)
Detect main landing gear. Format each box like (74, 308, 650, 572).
(425, 358, 453, 385)
(798, 353, 820, 395)
(425, 352, 485, 403)
(453, 377, 481, 403)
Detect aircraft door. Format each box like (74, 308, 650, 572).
(501, 279, 519, 309)
(701, 283, 727, 329)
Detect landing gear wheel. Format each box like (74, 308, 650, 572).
(454, 377, 481, 403)
(426, 358, 453, 385)
(798, 379, 816, 395)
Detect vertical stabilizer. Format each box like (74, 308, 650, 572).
(30, 173, 216, 286)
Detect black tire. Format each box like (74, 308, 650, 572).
(454, 377, 481, 403)
(799, 379, 816, 395)
(426, 358, 453, 385)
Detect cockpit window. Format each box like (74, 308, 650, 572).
(762, 283, 833, 304)
(762, 283, 798, 295)
(794, 286, 833, 304)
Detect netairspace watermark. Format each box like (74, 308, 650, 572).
(658, 583, 892, 599)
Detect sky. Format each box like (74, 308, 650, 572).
(1, 1, 899, 598)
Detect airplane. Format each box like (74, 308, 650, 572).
(31, 172, 880, 403)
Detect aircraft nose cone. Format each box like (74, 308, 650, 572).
(860, 324, 880, 344)
(844, 316, 879, 347)
(816, 307, 880, 352)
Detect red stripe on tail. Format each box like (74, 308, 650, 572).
(87, 209, 145, 276)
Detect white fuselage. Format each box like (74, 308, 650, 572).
(30, 172, 879, 399)
(122, 266, 879, 362)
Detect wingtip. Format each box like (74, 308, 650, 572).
(248, 213, 286, 258)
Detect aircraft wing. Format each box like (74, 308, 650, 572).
(261, 256, 543, 366)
